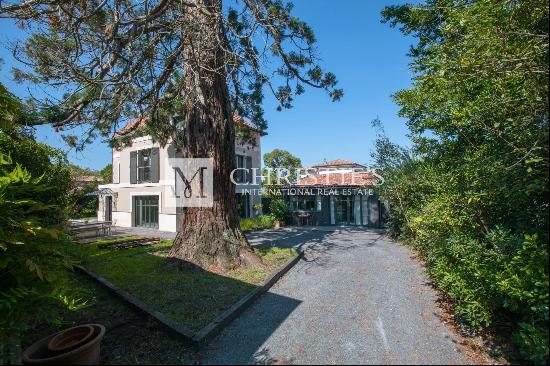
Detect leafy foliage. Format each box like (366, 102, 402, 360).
(269, 197, 290, 222)
(240, 215, 276, 232)
(69, 184, 99, 219)
(0, 132, 71, 225)
(264, 149, 302, 170)
(0, 0, 342, 148)
(263, 149, 302, 184)
(0, 83, 25, 130)
(67, 163, 98, 177)
(100, 164, 112, 184)
(0, 153, 75, 350)
(379, 0, 548, 362)
(0, 84, 77, 353)
(63, 164, 103, 218)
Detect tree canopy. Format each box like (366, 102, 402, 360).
(263, 148, 301, 183)
(0, 0, 343, 269)
(0, 0, 342, 148)
(100, 164, 112, 184)
(264, 148, 301, 169)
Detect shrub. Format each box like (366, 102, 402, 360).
(376, 152, 549, 362)
(257, 214, 275, 228)
(240, 218, 257, 232)
(0, 153, 77, 355)
(269, 197, 289, 223)
(0, 129, 76, 358)
(378, 1, 548, 361)
(240, 215, 275, 232)
(0, 132, 71, 225)
(70, 183, 99, 219)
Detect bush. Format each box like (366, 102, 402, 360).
(70, 183, 99, 219)
(376, 153, 549, 362)
(0, 153, 77, 354)
(0, 130, 76, 358)
(240, 218, 256, 232)
(0, 133, 71, 225)
(240, 215, 275, 232)
(378, 1, 548, 361)
(269, 197, 289, 223)
(257, 214, 275, 228)
(410, 221, 549, 363)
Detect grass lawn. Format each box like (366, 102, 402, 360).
(24, 272, 194, 364)
(69, 237, 297, 331)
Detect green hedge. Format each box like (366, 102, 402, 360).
(379, 1, 549, 362)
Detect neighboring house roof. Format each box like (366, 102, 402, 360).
(114, 114, 261, 138)
(73, 175, 101, 182)
(294, 171, 374, 187)
(70, 175, 102, 192)
(311, 159, 367, 169)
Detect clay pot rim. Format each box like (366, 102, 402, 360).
(47, 324, 95, 353)
(22, 324, 106, 364)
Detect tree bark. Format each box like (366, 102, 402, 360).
(167, 0, 260, 271)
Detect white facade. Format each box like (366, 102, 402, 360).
(98, 133, 262, 232)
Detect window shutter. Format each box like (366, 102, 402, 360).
(245, 156, 253, 183)
(151, 147, 160, 183)
(130, 151, 137, 184)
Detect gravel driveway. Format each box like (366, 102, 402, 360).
(193, 228, 473, 365)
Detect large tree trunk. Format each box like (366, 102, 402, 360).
(167, 0, 260, 271)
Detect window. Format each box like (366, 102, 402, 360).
(304, 198, 316, 210)
(133, 195, 159, 228)
(138, 149, 152, 183)
(130, 148, 159, 184)
(236, 193, 251, 218)
(235, 154, 246, 183)
(290, 196, 316, 211)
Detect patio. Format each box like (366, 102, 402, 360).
(84, 225, 380, 247)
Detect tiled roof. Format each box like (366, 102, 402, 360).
(294, 171, 374, 187)
(311, 159, 366, 168)
(114, 118, 147, 138)
(231, 114, 262, 132)
(114, 114, 260, 138)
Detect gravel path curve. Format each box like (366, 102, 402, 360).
(193, 229, 473, 365)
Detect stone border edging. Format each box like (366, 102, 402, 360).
(192, 249, 304, 345)
(75, 249, 304, 348)
(75, 266, 196, 343)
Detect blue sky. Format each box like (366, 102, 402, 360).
(0, 0, 415, 170)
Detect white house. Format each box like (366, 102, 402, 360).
(97, 116, 262, 232)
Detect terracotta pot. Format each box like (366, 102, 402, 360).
(23, 324, 105, 365)
(48, 325, 94, 354)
